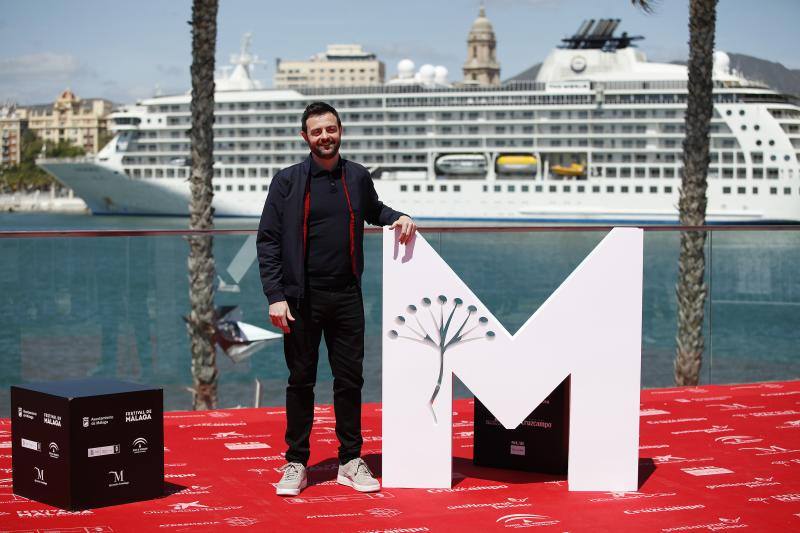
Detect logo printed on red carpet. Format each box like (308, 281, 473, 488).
(448, 497, 531, 510)
(661, 516, 746, 531)
(224, 441, 271, 450)
(706, 477, 780, 490)
(16, 509, 93, 518)
(427, 484, 508, 494)
(143, 501, 244, 514)
(671, 425, 733, 435)
(496, 513, 559, 528)
(715, 435, 762, 445)
(652, 455, 714, 465)
(681, 466, 733, 476)
(589, 492, 677, 502)
(624, 504, 705, 514)
(739, 445, 800, 456)
(285, 492, 394, 504)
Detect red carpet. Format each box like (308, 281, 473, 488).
(2, 381, 800, 532)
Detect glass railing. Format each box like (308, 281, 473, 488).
(1, 225, 798, 415)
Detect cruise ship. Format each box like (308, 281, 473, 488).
(39, 20, 800, 222)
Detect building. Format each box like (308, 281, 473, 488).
(462, 5, 501, 86)
(26, 90, 114, 154)
(274, 44, 385, 88)
(0, 105, 28, 167)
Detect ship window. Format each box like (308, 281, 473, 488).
(650, 168, 661, 178)
(494, 185, 501, 192)
(752, 187, 758, 195)
(577, 185, 585, 193)
(634, 186, 643, 193)
(753, 168, 763, 179)
(427, 185, 434, 192)
(262, 184, 268, 191)
(508, 185, 516, 192)
(606, 185, 614, 193)
(440, 185, 447, 192)
(770, 187, 777, 195)
(400, 185, 407, 192)
(739, 110, 745, 116)
(722, 187, 731, 194)
(563, 185, 571, 193)
(785, 187, 792, 195)
(260, 168, 269, 177)
(238, 185, 245, 191)
(621, 186, 629, 193)
(592, 185, 600, 193)
(454, 185, 461, 192)
(737, 187, 746, 194)
(250, 185, 257, 192)
(226, 185, 232, 191)
(649, 186, 657, 193)
(767, 168, 779, 179)
(214, 185, 220, 191)
(483, 185, 488, 192)
(606, 167, 617, 178)
(726, 110, 732, 116)
(620, 168, 631, 178)
(635, 168, 646, 178)
(521, 185, 529, 192)
(722, 168, 733, 179)
(413, 185, 420, 192)
(545, 185, 554, 192)
(664, 186, 673, 193)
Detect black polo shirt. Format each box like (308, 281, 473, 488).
(306, 157, 354, 288)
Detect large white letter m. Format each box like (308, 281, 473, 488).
(382, 228, 643, 491)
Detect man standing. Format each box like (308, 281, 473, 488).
(257, 102, 416, 496)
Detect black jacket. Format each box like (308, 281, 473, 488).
(257, 154, 405, 304)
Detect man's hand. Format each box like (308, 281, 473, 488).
(390, 215, 417, 244)
(269, 300, 295, 333)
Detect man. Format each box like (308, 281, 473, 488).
(257, 102, 416, 496)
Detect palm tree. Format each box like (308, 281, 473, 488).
(186, 0, 219, 409)
(674, 0, 718, 386)
(633, 0, 719, 386)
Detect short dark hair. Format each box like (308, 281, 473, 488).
(301, 101, 341, 133)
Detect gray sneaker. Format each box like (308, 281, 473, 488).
(276, 462, 307, 496)
(337, 458, 380, 492)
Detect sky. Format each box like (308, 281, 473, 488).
(1, 0, 798, 105)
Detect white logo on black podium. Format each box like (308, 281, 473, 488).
(108, 470, 129, 487)
(21, 438, 41, 452)
(126, 409, 153, 423)
(82, 417, 89, 428)
(48, 442, 60, 459)
(34, 467, 46, 485)
(43, 413, 61, 427)
(133, 437, 148, 454)
(17, 407, 22, 418)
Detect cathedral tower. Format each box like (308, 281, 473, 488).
(462, 5, 500, 86)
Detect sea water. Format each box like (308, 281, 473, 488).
(0, 213, 798, 414)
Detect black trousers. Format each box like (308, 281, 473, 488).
(283, 282, 364, 466)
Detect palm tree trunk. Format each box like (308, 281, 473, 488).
(674, 0, 718, 386)
(187, 0, 219, 409)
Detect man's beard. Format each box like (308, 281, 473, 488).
(311, 139, 340, 160)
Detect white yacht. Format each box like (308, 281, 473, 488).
(39, 21, 800, 222)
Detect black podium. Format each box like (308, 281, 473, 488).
(11, 378, 164, 510)
(473, 377, 570, 474)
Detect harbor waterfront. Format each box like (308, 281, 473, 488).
(1, 213, 798, 416)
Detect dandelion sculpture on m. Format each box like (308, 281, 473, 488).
(388, 295, 495, 423)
